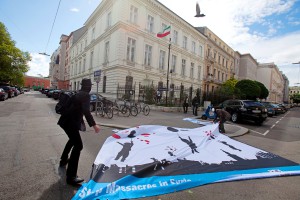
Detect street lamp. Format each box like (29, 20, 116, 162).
(292, 61, 300, 85)
(165, 38, 171, 106)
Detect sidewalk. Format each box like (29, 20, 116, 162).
(92, 108, 249, 138)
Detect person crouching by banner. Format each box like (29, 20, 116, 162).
(213, 108, 231, 133)
(58, 78, 100, 186)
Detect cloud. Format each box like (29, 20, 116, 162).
(70, 8, 80, 12)
(26, 53, 50, 77)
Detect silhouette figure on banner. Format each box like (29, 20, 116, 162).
(178, 135, 199, 154)
(115, 140, 134, 162)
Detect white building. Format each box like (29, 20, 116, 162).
(68, 0, 206, 100)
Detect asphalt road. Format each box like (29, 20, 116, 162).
(0, 91, 299, 200)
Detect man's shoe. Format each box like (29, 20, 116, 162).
(66, 177, 84, 186)
(59, 158, 69, 167)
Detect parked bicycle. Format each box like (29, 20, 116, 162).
(112, 99, 138, 117)
(96, 100, 113, 119)
(135, 102, 150, 116)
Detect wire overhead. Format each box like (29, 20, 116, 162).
(43, 0, 62, 55)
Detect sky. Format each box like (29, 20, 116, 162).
(0, 0, 300, 86)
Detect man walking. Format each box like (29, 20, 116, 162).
(58, 78, 100, 186)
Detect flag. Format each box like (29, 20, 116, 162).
(157, 25, 171, 38)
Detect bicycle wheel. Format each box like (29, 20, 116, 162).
(120, 105, 130, 117)
(130, 106, 138, 117)
(106, 107, 114, 119)
(136, 103, 142, 114)
(143, 105, 150, 116)
(112, 106, 119, 115)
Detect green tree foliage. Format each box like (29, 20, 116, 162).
(0, 22, 31, 86)
(217, 78, 240, 99)
(254, 81, 269, 99)
(291, 93, 300, 104)
(235, 79, 261, 100)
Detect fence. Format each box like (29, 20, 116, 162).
(116, 83, 201, 107)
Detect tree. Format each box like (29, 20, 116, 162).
(217, 78, 240, 100)
(235, 79, 261, 100)
(254, 81, 269, 100)
(291, 93, 300, 104)
(0, 22, 31, 86)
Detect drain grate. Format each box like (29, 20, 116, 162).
(288, 124, 300, 129)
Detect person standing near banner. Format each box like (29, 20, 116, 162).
(58, 78, 100, 186)
(182, 96, 189, 113)
(213, 108, 231, 133)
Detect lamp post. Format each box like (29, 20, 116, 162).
(165, 38, 171, 106)
(292, 61, 300, 85)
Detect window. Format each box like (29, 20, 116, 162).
(107, 12, 112, 28)
(159, 50, 166, 70)
(90, 51, 94, 69)
(130, 5, 138, 24)
(127, 38, 136, 62)
(181, 59, 186, 76)
(198, 66, 201, 80)
(103, 76, 106, 93)
(79, 61, 81, 74)
(173, 30, 178, 44)
(199, 45, 203, 56)
(218, 71, 220, 80)
(147, 15, 154, 32)
(144, 44, 152, 66)
(213, 69, 216, 78)
(190, 62, 194, 78)
(83, 58, 86, 72)
(183, 36, 187, 49)
(104, 41, 110, 63)
(171, 55, 177, 73)
(92, 27, 95, 40)
(192, 41, 196, 53)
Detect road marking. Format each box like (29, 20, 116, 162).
(248, 129, 265, 135)
(271, 125, 275, 129)
(275, 121, 279, 124)
(263, 130, 269, 136)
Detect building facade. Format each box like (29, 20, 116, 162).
(24, 75, 50, 89)
(68, 0, 206, 100)
(196, 27, 235, 95)
(257, 63, 284, 103)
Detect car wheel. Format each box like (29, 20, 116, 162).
(231, 113, 238, 123)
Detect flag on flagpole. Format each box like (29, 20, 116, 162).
(157, 25, 171, 38)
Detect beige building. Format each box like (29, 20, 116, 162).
(67, 0, 206, 100)
(237, 53, 258, 81)
(257, 63, 284, 103)
(196, 27, 235, 95)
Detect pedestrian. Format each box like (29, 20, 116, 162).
(182, 96, 189, 113)
(156, 90, 161, 103)
(58, 78, 100, 186)
(192, 96, 199, 116)
(213, 109, 231, 133)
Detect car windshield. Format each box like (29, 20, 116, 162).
(243, 101, 261, 107)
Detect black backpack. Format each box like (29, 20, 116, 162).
(55, 91, 75, 115)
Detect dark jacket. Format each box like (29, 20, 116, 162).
(215, 109, 231, 121)
(58, 90, 96, 130)
(192, 96, 199, 106)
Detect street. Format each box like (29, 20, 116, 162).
(0, 91, 299, 200)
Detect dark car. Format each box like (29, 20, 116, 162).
(89, 93, 105, 112)
(271, 103, 285, 115)
(0, 88, 8, 101)
(0, 86, 14, 98)
(216, 99, 268, 125)
(260, 102, 275, 117)
(52, 89, 63, 100)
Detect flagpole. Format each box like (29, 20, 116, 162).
(166, 38, 171, 106)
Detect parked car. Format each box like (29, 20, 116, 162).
(52, 89, 63, 100)
(259, 102, 275, 117)
(0, 88, 8, 101)
(271, 103, 285, 115)
(47, 90, 54, 98)
(0, 86, 14, 98)
(89, 93, 105, 112)
(216, 99, 268, 125)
